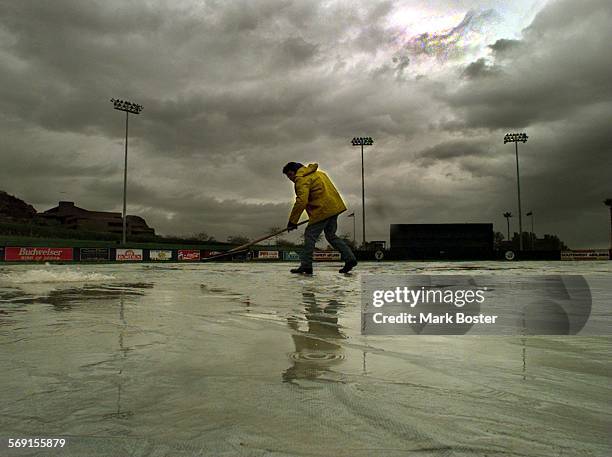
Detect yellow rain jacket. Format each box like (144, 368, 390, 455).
(289, 163, 347, 225)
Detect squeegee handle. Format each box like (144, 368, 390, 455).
(227, 219, 308, 252)
(202, 219, 309, 261)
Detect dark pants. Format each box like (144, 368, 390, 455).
(300, 215, 356, 268)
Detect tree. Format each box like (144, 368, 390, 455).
(267, 226, 283, 246)
(227, 235, 250, 245)
(277, 238, 298, 247)
(193, 231, 215, 242)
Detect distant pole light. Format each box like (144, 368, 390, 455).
(110, 98, 143, 245)
(351, 137, 374, 248)
(504, 132, 528, 251)
(604, 199, 612, 250)
(526, 211, 534, 250)
(503, 211, 513, 242)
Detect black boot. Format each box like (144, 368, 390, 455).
(339, 259, 357, 274)
(290, 266, 313, 275)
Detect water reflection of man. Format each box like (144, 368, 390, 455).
(283, 291, 346, 383)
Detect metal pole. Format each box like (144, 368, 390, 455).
(361, 143, 366, 248)
(122, 111, 129, 245)
(531, 211, 536, 251)
(506, 217, 510, 241)
(515, 142, 523, 251)
(609, 205, 612, 250)
(609, 206, 612, 250)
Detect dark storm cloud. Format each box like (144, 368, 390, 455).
(446, 0, 612, 130)
(77, 176, 292, 239)
(0, 0, 610, 248)
(488, 38, 523, 57)
(416, 140, 491, 165)
(461, 58, 501, 79)
(434, 0, 612, 246)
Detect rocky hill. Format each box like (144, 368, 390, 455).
(0, 190, 37, 221)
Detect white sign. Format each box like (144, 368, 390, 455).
(150, 250, 173, 261)
(313, 251, 341, 261)
(561, 250, 609, 261)
(116, 248, 143, 261)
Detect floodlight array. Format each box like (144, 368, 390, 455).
(111, 98, 143, 114)
(504, 133, 528, 143)
(351, 137, 374, 146)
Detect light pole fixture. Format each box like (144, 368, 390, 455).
(526, 210, 534, 250)
(605, 199, 612, 250)
(503, 211, 513, 242)
(111, 98, 143, 245)
(351, 136, 374, 248)
(504, 132, 528, 251)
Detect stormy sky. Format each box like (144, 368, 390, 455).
(1, 0, 610, 248)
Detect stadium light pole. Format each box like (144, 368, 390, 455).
(526, 210, 534, 250)
(351, 137, 374, 248)
(504, 132, 528, 251)
(503, 212, 513, 242)
(111, 98, 143, 245)
(605, 199, 612, 250)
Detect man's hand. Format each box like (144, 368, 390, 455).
(287, 221, 298, 232)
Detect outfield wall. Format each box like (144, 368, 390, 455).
(0, 245, 609, 263)
(0, 246, 347, 263)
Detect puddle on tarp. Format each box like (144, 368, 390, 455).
(0, 262, 610, 456)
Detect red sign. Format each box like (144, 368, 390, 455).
(5, 247, 73, 261)
(178, 249, 200, 261)
(255, 250, 279, 260)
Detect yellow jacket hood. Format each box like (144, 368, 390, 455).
(289, 163, 347, 225)
(296, 163, 319, 177)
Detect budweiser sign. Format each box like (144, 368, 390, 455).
(116, 249, 143, 261)
(5, 247, 73, 261)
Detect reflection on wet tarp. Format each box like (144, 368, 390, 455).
(103, 291, 134, 420)
(283, 290, 347, 383)
(0, 263, 609, 457)
(0, 283, 153, 311)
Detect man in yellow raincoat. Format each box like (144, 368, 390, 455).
(283, 162, 357, 274)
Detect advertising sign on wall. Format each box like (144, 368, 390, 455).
(150, 250, 173, 261)
(0, 247, 4, 261)
(80, 248, 110, 261)
(202, 250, 224, 258)
(255, 250, 279, 260)
(5, 247, 73, 261)
(178, 249, 200, 261)
(116, 249, 143, 261)
(561, 250, 610, 261)
(282, 251, 300, 261)
(313, 251, 341, 261)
